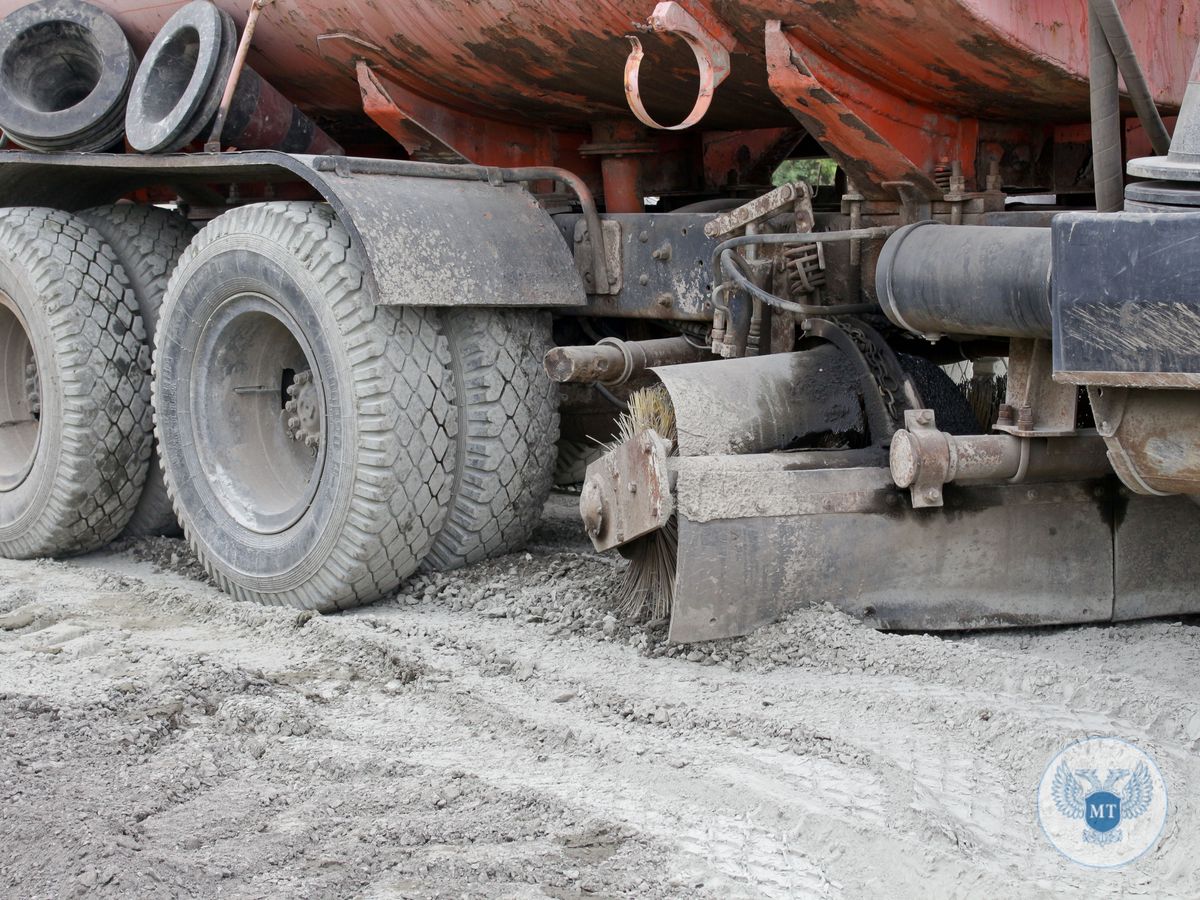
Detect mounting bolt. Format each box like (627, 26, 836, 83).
(580, 481, 605, 537)
(924, 488, 941, 503)
(915, 410, 933, 427)
(997, 403, 1015, 426)
(1017, 405, 1034, 429)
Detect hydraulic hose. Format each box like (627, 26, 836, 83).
(718, 251, 876, 318)
(1089, 3, 1125, 212)
(709, 228, 893, 321)
(1090, 0, 1171, 156)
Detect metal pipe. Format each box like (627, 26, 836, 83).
(505, 167, 612, 294)
(1089, 4, 1124, 212)
(891, 430, 1111, 492)
(544, 337, 709, 385)
(1091, 0, 1171, 156)
(205, 0, 272, 153)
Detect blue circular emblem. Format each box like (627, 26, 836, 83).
(1038, 736, 1168, 867)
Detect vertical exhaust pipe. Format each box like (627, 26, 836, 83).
(125, 0, 341, 155)
(0, 0, 135, 151)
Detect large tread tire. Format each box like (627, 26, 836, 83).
(154, 201, 456, 611)
(79, 204, 195, 538)
(425, 309, 558, 570)
(554, 437, 603, 489)
(0, 207, 152, 558)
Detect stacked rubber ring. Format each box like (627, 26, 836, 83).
(124, 0, 235, 154)
(125, 0, 341, 155)
(0, 0, 135, 152)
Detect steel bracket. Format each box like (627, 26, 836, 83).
(580, 430, 674, 552)
(703, 181, 813, 238)
(625, 1, 735, 131)
(996, 338, 1078, 436)
(891, 409, 950, 508)
(574, 218, 623, 295)
(764, 21, 942, 202)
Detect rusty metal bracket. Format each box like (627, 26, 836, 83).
(204, 0, 275, 153)
(703, 181, 812, 238)
(573, 218, 623, 295)
(355, 61, 466, 163)
(580, 429, 675, 551)
(890, 409, 954, 508)
(996, 338, 1078, 437)
(624, 1, 735, 131)
(764, 21, 941, 202)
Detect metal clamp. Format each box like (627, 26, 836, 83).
(624, 1, 734, 131)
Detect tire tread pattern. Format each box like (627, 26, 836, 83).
(426, 309, 558, 571)
(0, 207, 151, 558)
(155, 201, 455, 611)
(79, 204, 195, 538)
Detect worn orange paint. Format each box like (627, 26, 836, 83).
(11, 1, 1195, 192)
(19, 1, 1194, 127)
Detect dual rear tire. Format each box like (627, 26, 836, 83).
(152, 201, 557, 609)
(0, 200, 558, 611)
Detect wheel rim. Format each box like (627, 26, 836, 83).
(0, 292, 40, 492)
(191, 293, 325, 534)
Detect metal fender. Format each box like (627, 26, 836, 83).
(0, 150, 587, 310)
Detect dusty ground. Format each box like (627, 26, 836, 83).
(2, 493, 1199, 899)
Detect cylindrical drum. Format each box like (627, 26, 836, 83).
(876, 221, 1053, 340)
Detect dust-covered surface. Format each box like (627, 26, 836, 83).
(2, 494, 1199, 898)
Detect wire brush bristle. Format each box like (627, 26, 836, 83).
(611, 386, 678, 622)
(617, 385, 677, 447)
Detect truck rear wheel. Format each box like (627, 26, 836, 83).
(79, 204, 195, 537)
(425, 309, 558, 570)
(0, 207, 151, 558)
(154, 201, 455, 611)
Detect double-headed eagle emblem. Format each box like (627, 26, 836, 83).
(1053, 761, 1154, 845)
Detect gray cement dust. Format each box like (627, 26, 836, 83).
(2, 494, 1199, 898)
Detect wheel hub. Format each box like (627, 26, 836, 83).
(285, 369, 321, 451)
(189, 293, 324, 535)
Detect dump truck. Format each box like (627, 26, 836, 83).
(0, 0, 1197, 642)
